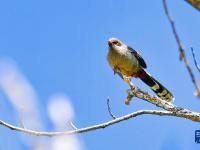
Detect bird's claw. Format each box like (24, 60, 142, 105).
(125, 89, 136, 105)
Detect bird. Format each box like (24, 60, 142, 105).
(107, 37, 174, 102)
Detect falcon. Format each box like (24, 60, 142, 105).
(107, 37, 174, 102)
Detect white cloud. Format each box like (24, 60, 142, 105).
(0, 57, 42, 130)
(0, 57, 83, 150)
(48, 94, 74, 129)
(0, 57, 48, 150)
(48, 94, 82, 150)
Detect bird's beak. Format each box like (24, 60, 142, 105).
(108, 41, 112, 47)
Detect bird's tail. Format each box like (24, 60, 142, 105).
(138, 69, 174, 102)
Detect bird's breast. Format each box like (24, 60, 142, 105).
(107, 48, 140, 77)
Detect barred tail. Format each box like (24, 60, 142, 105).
(138, 70, 174, 102)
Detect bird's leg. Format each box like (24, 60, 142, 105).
(125, 89, 135, 105)
(115, 71, 123, 80)
(122, 75, 138, 105)
(113, 68, 137, 105)
(123, 76, 133, 88)
(122, 75, 137, 91)
(114, 68, 137, 91)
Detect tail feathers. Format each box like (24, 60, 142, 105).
(138, 70, 174, 102)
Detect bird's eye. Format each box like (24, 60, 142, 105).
(112, 41, 121, 46)
(112, 41, 118, 45)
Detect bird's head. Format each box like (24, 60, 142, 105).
(108, 38, 124, 48)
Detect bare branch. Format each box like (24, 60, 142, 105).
(0, 108, 199, 137)
(191, 47, 200, 72)
(126, 86, 200, 122)
(1, 84, 200, 137)
(163, 0, 184, 60)
(163, 0, 200, 96)
(185, 0, 200, 11)
(106, 97, 117, 119)
(0, 110, 173, 137)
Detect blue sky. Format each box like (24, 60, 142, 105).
(0, 0, 200, 149)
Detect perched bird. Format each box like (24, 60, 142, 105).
(107, 37, 174, 102)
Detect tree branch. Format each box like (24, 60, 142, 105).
(185, 0, 200, 11)
(163, 0, 200, 96)
(0, 108, 199, 137)
(1, 84, 200, 137)
(0, 110, 172, 137)
(126, 87, 200, 122)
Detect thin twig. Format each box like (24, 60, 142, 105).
(163, 0, 184, 60)
(18, 114, 25, 129)
(191, 47, 200, 72)
(163, 0, 200, 96)
(107, 97, 117, 119)
(69, 121, 78, 130)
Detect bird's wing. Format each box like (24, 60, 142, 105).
(127, 46, 147, 68)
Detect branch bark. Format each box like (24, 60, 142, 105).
(1, 85, 200, 137)
(126, 87, 200, 122)
(0, 109, 199, 137)
(0, 110, 173, 137)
